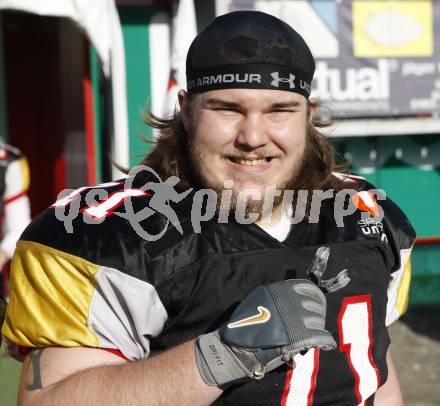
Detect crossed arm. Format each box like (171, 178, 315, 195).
(18, 340, 221, 406)
(18, 341, 403, 406)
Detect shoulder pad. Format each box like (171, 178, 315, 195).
(0, 143, 23, 163)
(20, 178, 198, 282)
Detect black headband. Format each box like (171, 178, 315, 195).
(186, 11, 315, 98)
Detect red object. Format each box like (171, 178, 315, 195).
(1, 261, 10, 298)
(280, 366, 293, 406)
(307, 349, 320, 405)
(4, 191, 28, 205)
(103, 348, 131, 362)
(337, 294, 380, 405)
(167, 74, 177, 90)
(415, 237, 440, 245)
(4, 13, 67, 216)
(4, 13, 92, 216)
(280, 349, 320, 405)
(83, 40, 97, 185)
(352, 192, 380, 217)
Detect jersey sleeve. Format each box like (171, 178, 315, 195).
(2, 191, 168, 361)
(352, 175, 416, 326)
(385, 244, 412, 326)
(336, 173, 416, 325)
(380, 196, 415, 326)
(1, 156, 31, 257)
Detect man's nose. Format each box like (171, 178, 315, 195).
(235, 114, 268, 149)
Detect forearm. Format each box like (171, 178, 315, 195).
(17, 272, 334, 405)
(20, 340, 222, 406)
(374, 349, 404, 406)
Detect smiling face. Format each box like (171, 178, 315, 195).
(179, 88, 310, 214)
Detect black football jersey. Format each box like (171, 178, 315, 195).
(3, 174, 415, 405)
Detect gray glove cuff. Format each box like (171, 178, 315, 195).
(195, 331, 251, 387)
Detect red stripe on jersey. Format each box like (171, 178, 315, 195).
(4, 191, 27, 205)
(338, 295, 380, 405)
(366, 300, 381, 389)
(307, 349, 320, 405)
(280, 367, 293, 406)
(280, 351, 320, 406)
(102, 348, 131, 362)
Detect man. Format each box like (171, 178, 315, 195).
(3, 11, 414, 405)
(0, 142, 31, 297)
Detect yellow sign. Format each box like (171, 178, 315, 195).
(353, 0, 433, 57)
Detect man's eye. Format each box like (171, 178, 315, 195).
(217, 108, 239, 114)
(274, 109, 294, 113)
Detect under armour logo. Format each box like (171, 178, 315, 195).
(271, 72, 296, 89)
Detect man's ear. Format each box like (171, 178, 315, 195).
(178, 90, 190, 129)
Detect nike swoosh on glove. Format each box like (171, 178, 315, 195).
(195, 278, 336, 389)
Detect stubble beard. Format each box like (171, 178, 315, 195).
(189, 139, 308, 221)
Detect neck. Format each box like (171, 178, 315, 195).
(256, 204, 284, 227)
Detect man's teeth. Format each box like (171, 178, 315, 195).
(236, 158, 267, 166)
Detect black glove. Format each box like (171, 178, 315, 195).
(195, 278, 336, 388)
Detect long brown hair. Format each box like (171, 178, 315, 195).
(139, 97, 348, 193)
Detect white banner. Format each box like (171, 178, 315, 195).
(0, 0, 129, 170)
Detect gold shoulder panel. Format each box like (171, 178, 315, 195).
(3, 241, 100, 349)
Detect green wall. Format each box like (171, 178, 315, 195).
(90, 46, 103, 183)
(334, 135, 440, 238)
(410, 245, 440, 304)
(334, 135, 440, 304)
(119, 6, 168, 168)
